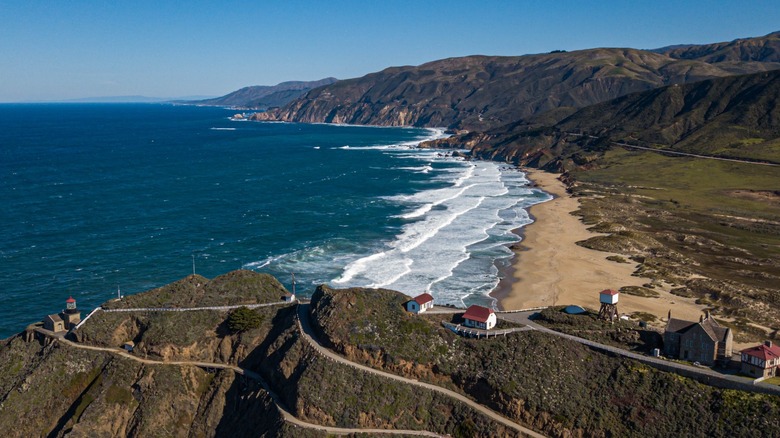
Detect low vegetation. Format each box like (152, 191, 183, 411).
(309, 286, 780, 437)
(101, 270, 289, 310)
(571, 150, 780, 338)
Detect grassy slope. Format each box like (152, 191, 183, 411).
(309, 285, 780, 438)
(571, 149, 780, 333)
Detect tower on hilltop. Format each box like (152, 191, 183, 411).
(598, 289, 619, 322)
(61, 296, 81, 329)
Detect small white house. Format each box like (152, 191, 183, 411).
(283, 293, 296, 303)
(599, 289, 619, 305)
(406, 293, 434, 314)
(462, 305, 496, 330)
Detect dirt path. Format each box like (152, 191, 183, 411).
(295, 304, 547, 438)
(42, 330, 443, 437)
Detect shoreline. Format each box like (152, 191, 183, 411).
(491, 168, 706, 322)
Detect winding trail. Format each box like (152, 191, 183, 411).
(37, 329, 443, 437)
(295, 304, 547, 438)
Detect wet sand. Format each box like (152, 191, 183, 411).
(492, 169, 705, 323)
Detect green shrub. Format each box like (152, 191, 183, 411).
(227, 307, 262, 333)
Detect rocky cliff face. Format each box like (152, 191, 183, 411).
(0, 333, 286, 438)
(253, 33, 780, 131)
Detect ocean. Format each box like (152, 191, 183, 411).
(0, 103, 550, 338)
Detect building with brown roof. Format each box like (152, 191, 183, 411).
(462, 305, 496, 330)
(43, 314, 65, 333)
(740, 341, 780, 380)
(42, 296, 81, 333)
(406, 293, 434, 314)
(663, 311, 733, 366)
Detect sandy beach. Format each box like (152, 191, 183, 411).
(493, 169, 706, 323)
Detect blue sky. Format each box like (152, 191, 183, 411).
(1, 1, 778, 102)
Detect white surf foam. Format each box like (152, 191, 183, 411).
(332, 157, 550, 306)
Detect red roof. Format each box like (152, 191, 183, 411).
(600, 289, 619, 296)
(463, 305, 494, 323)
(741, 343, 780, 362)
(66, 296, 76, 303)
(413, 293, 434, 305)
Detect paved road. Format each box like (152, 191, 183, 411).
(613, 142, 780, 166)
(296, 304, 547, 438)
(497, 312, 780, 396)
(38, 329, 443, 437)
(563, 132, 779, 167)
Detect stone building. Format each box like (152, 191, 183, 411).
(663, 311, 733, 366)
(43, 296, 81, 333)
(43, 314, 65, 333)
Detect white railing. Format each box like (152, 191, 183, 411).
(73, 307, 102, 330)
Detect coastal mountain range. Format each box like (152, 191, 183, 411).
(251, 31, 780, 131)
(188, 77, 337, 109)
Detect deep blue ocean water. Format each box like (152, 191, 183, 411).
(0, 103, 549, 337)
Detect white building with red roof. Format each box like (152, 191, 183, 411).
(462, 305, 496, 330)
(740, 341, 780, 380)
(406, 293, 434, 314)
(599, 289, 619, 304)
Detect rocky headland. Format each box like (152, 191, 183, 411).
(2, 275, 779, 437)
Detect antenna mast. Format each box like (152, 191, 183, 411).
(192, 254, 196, 276)
(292, 272, 296, 296)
